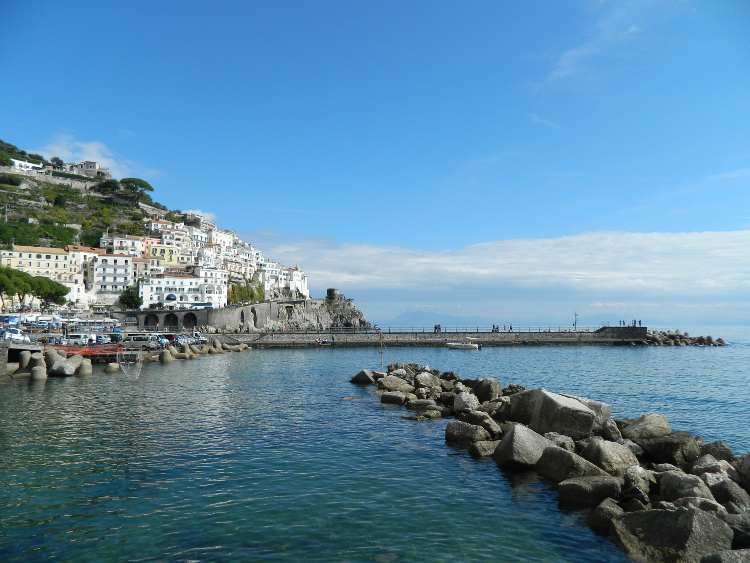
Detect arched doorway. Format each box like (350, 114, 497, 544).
(250, 307, 258, 329)
(240, 310, 245, 325)
(144, 313, 159, 329)
(183, 312, 197, 330)
(164, 313, 179, 331)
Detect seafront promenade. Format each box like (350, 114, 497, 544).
(230, 326, 648, 348)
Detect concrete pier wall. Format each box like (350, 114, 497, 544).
(227, 327, 648, 348)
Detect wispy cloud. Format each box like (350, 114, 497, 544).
(708, 168, 750, 182)
(549, 2, 647, 80)
(250, 229, 750, 296)
(36, 132, 147, 179)
(529, 113, 559, 128)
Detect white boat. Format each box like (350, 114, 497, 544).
(445, 341, 480, 350)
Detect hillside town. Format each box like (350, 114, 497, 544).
(0, 160, 309, 311)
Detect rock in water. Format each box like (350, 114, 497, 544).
(508, 389, 596, 440)
(588, 497, 624, 535)
(536, 446, 609, 483)
(701, 441, 735, 462)
(557, 476, 623, 507)
(469, 440, 500, 458)
(350, 369, 375, 385)
(19, 350, 31, 370)
(738, 455, 750, 492)
(378, 375, 415, 394)
(104, 363, 120, 374)
(544, 432, 576, 452)
(581, 437, 639, 476)
(30, 366, 47, 381)
(457, 410, 502, 438)
(453, 391, 480, 413)
(639, 432, 702, 468)
(619, 413, 672, 442)
(701, 550, 750, 563)
(494, 424, 553, 468)
(660, 471, 716, 502)
(611, 509, 733, 563)
(380, 391, 407, 405)
(474, 378, 501, 403)
(445, 420, 490, 448)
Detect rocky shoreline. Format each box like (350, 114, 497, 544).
(351, 363, 749, 562)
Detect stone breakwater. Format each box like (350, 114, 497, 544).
(351, 363, 750, 563)
(646, 331, 726, 347)
(1, 338, 250, 381)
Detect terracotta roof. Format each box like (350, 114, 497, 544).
(13, 245, 67, 254)
(65, 245, 105, 254)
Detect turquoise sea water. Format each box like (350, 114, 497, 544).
(1, 338, 749, 562)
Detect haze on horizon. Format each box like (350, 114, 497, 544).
(2, 1, 749, 328)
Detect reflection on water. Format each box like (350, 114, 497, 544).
(1, 343, 748, 562)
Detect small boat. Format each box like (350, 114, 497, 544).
(445, 341, 480, 350)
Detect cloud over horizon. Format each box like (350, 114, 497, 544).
(247, 229, 750, 324)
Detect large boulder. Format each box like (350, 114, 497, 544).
(469, 440, 501, 458)
(562, 394, 613, 433)
(581, 437, 639, 476)
(507, 389, 596, 440)
(475, 378, 501, 403)
(660, 471, 716, 502)
(612, 509, 733, 563)
(723, 513, 750, 549)
(350, 369, 376, 385)
(693, 455, 724, 476)
(738, 455, 750, 492)
(624, 465, 657, 495)
(378, 375, 415, 394)
(619, 413, 672, 442)
(588, 497, 624, 535)
(558, 476, 623, 506)
(673, 497, 728, 518)
(406, 399, 437, 411)
(445, 420, 490, 447)
(493, 424, 552, 468)
(544, 432, 576, 452)
(709, 478, 750, 514)
(536, 446, 609, 483)
(380, 391, 407, 405)
(639, 432, 702, 468)
(415, 371, 442, 390)
(453, 391, 480, 413)
(457, 410, 502, 438)
(701, 550, 750, 563)
(701, 442, 735, 462)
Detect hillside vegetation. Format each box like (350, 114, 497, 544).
(0, 172, 162, 247)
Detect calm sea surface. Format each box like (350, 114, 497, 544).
(1, 335, 749, 562)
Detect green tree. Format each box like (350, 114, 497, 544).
(0, 153, 11, 167)
(118, 284, 143, 310)
(0, 271, 16, 310)
(50, 156, 64, 168)
(31, 275, 69, 306)
(94, 179, 121, 195)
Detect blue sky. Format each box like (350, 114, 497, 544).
(2, 1, 749, 327)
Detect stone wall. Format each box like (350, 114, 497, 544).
(120, 297, 368, 333)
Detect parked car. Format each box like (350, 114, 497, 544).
(96, 335, 112, 345)
(2, 328, 31, 343)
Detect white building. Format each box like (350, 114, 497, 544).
(99, 234, 148, 256)
(10, 158, 43, 172)
(86, 254, 136, 305)
(139, 267, 227, 310)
